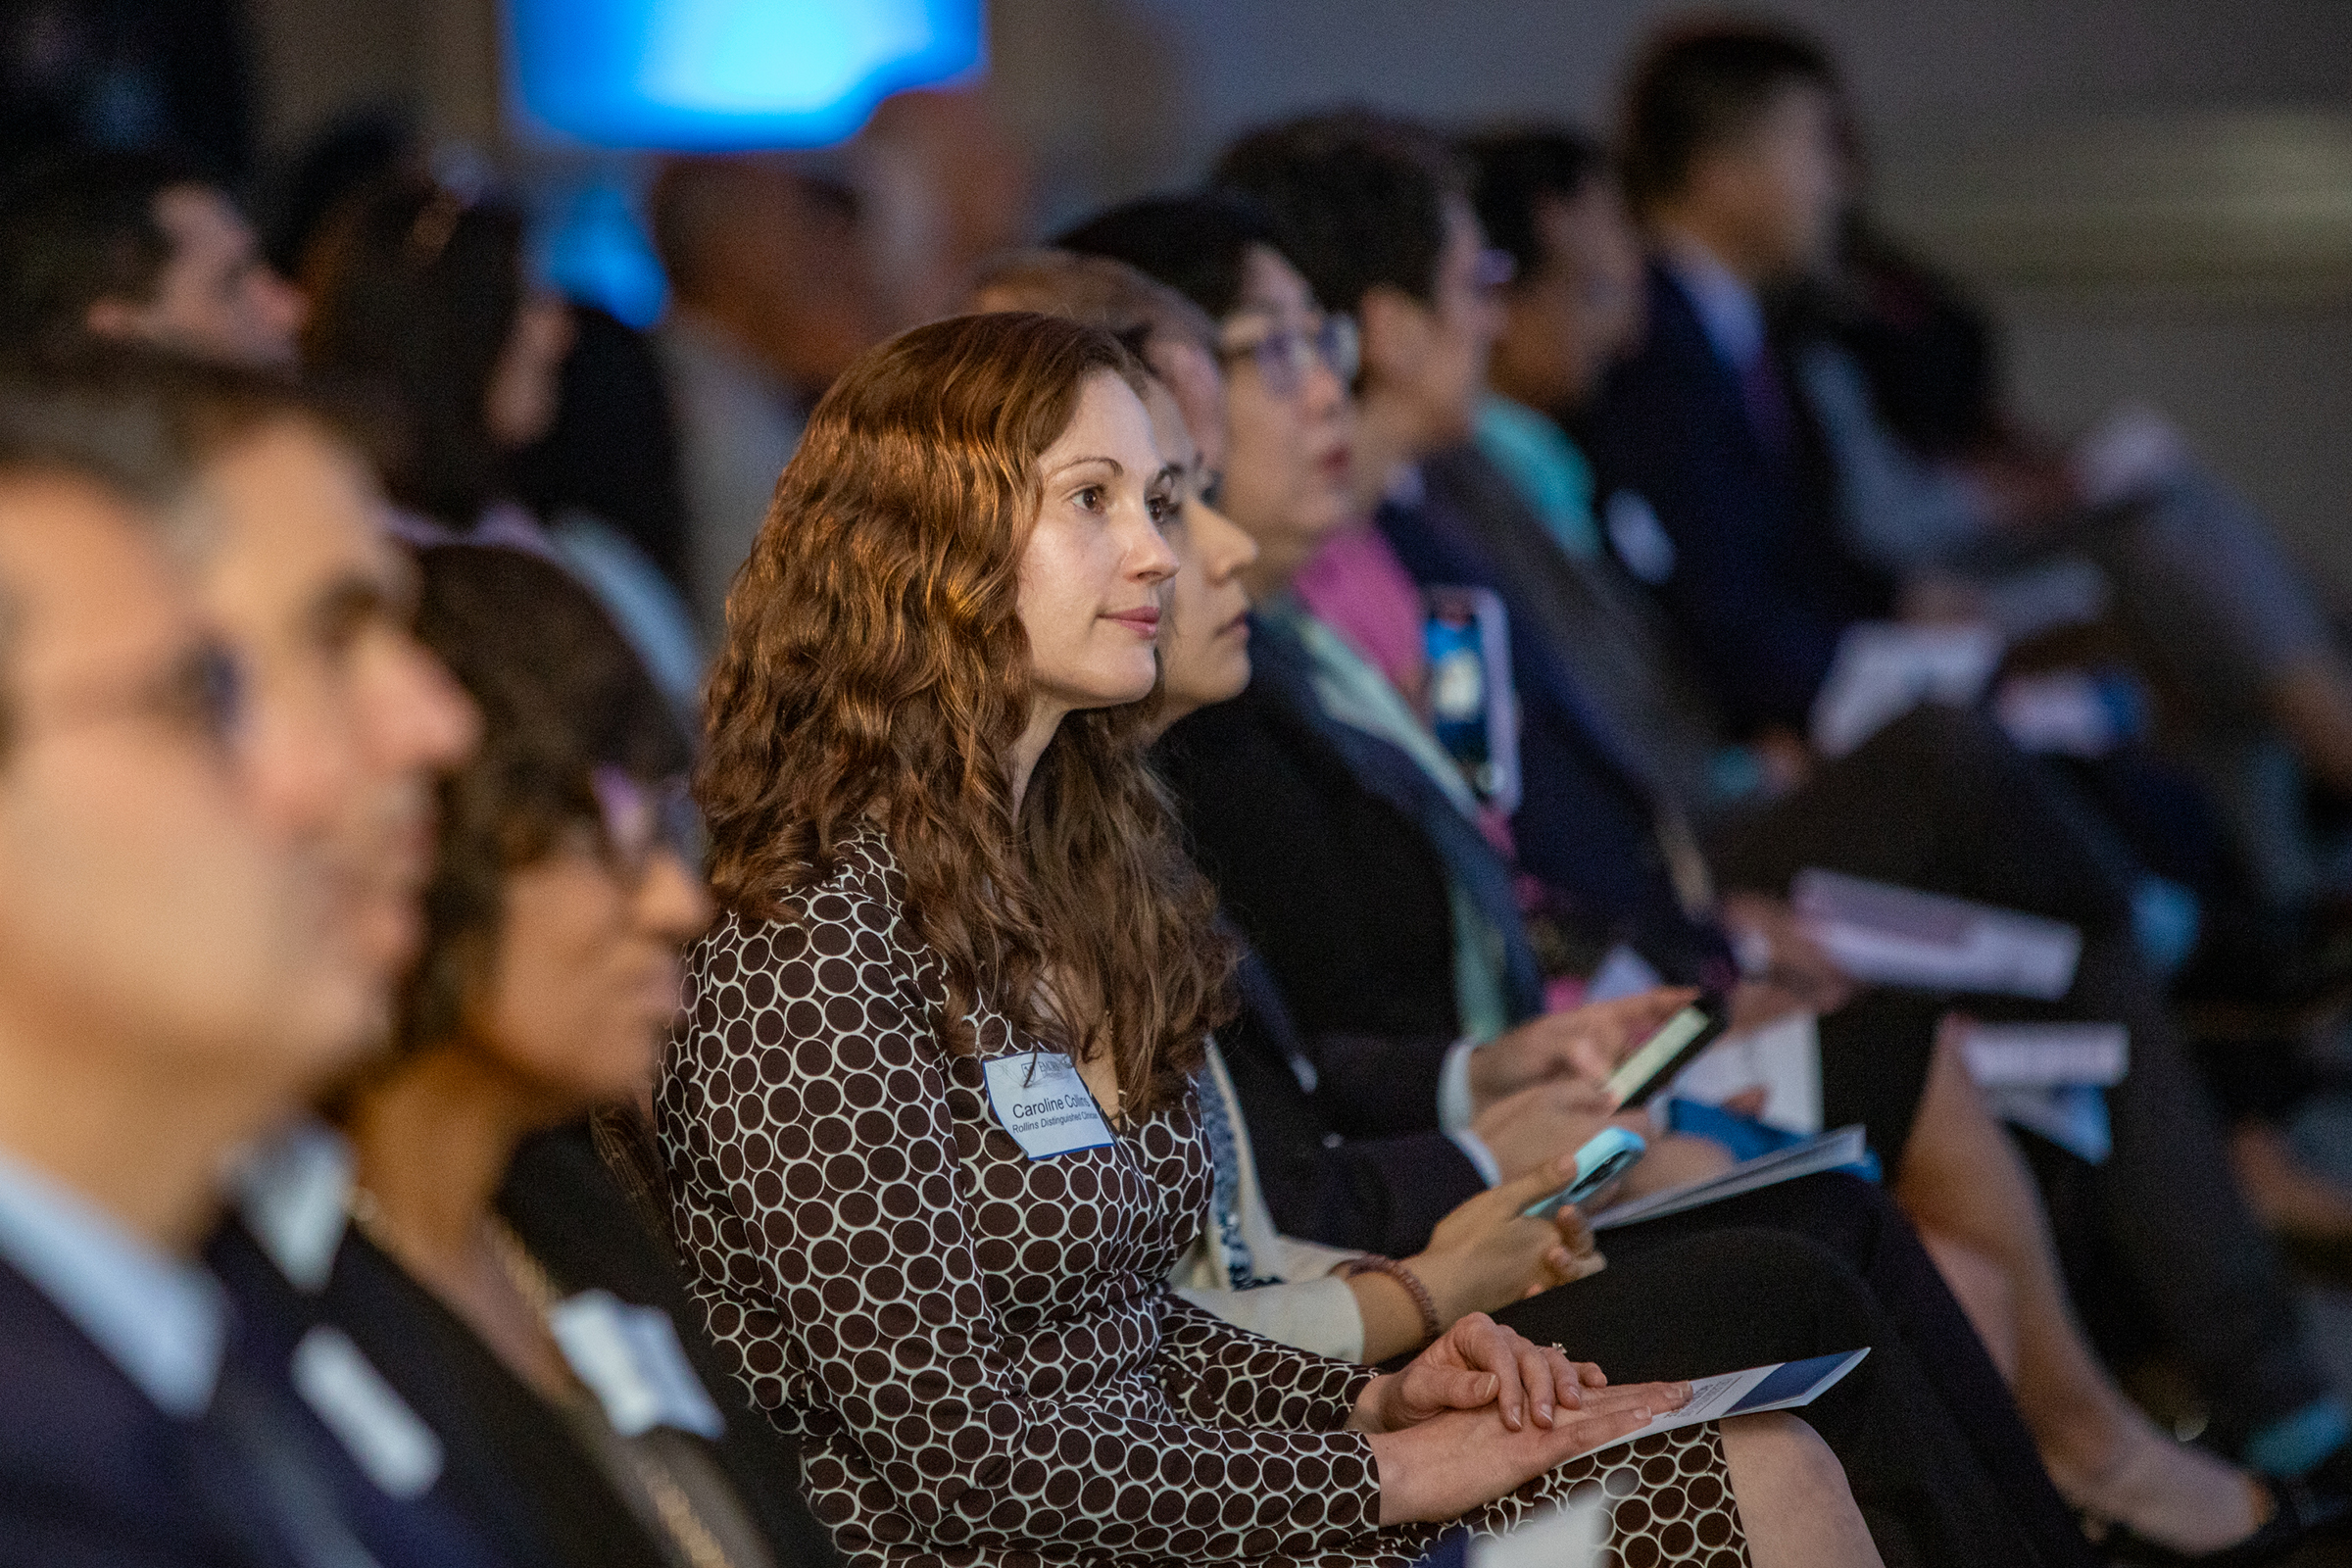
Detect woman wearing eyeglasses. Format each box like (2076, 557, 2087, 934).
(287, 544, 841, 1568)
(1064, 194, 1362, 605)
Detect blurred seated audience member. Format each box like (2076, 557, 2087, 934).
(1204, 110, 2345, 1550)
(1813, 205, 2352, 910)
(236, 542, 836, 1568)
(1583, 23, 1893, 739)
(0, 358, 500, 1565)
(0, 145, 304, 365)
(1592, 17, 2352, 1266)
(645, 156, 881, 629)
(854, 88, 1034, 331)
(509, 303, 695, 598)
(301, 176, 703, 719)
(963, 249, 2110, 1564)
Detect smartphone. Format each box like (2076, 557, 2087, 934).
(1603, 995, 1732, 1110)
(1521, 1125, 1647, 1219)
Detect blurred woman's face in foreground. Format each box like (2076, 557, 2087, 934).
(483, 779, 710, 1112)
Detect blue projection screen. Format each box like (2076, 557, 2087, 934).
(507, 0, 986, 150)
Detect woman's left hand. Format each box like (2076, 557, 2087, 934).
(1348, 1313, 1608, 1436)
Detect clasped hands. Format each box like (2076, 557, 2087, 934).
(1351, 1311, 1692, 1525)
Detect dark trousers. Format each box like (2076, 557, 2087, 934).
(1705, 703, 2329, 1446)
(1499, 1174, 2094, 1568)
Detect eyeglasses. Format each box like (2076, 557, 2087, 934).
(1473, 248, 1519, 292)
(589, 767, 704, 885)
(1217, 313, 1360, 400)
(11, 638, 245, 754)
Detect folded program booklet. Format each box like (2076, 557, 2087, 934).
(1587, 1350, 1873, 1453)
(1589, 1125, 1869, 1232)
(1791, 868, 2082, 1001)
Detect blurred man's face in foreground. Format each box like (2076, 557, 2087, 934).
(0, 474, 344, 1140)
(192, 417, 479, 1048)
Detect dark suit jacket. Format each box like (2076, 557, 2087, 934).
(1584, 262, 1893, 733)
(1157, 616, 1507, 1250)
(1, 1248, 508, 1568)
(1373, 483, 1736, 987)
(498, 1125, 840, 1568)
(0, 1260, 272, 1568)
(1162, 612, 1510, 1053)
(1218, 942, 1488, 1257)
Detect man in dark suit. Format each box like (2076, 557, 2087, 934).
(1583, 25, 1889, 738)
(0, 360, 502, 1567)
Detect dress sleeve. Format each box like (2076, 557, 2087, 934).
(663, 864, 1384, 1563)
(1155, 1291, 1372, 1417)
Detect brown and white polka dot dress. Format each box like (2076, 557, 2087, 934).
(662, 827, 1747, 1568)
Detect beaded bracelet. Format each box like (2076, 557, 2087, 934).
(1340, 1252, 1443, 1347)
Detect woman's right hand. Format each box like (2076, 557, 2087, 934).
(1468, 1077, 1615, 1183)
(1407, 1155, 1608, 1328)
(1367, 1380, 1692, 1525)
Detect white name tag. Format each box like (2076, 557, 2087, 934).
(549, 1291, 726, 1441)
(982, 1052, 1116, 1159)
(290, 1325, 444, 1499)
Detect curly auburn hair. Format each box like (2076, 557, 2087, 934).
(699, 311, 1231, 1116)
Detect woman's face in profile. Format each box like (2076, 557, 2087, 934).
(1015, 371, 1179, 720)
(479, 819, 711, 1114)
(1215, 245, 1355, 573)
(1143, 371, 1257, 724)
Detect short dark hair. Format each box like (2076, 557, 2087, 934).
(299, 175, 527, 528)
(1054, 192, 1286, 321)
(0, 349, 354, 755)
(1618, 21, 1838, 214)
(398, 543, 691, 1054)
(1212, 108, 1465, 314)
(1461, 127, 1610, 285)
(0, 146, 217, 357)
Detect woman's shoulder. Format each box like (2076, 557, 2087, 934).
(690, 822, 919, 984)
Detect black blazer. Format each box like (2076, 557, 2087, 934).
(210, 1125, 839, 1568)
(1218, 941, 1488, 1258)
(1157, 619, 1496, 1254)
(1160, 628, 1467, 1055)
(1584, 262, 1893, 733)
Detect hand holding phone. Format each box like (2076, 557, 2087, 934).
(1520, 1126, 1647, 1220)
(1602, 995, 1731, 1110)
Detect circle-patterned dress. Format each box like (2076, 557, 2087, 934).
(662, 827, 1748, 1568)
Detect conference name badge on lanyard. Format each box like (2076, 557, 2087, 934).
(549, 1290, 727, 1441)
(983, 1051, 1116, 1159)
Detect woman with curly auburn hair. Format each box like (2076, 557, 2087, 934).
(662, 311, 1876, 1568)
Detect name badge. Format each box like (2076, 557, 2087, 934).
(982, 1052, 1116, 1159)
(290, 1325, 444, 1499)
(549, 1290, 726, 1441)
